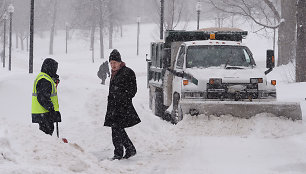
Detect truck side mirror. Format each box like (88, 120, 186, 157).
(162, 48, 171, 68)
(266, 50, 275, 69)
(145, 54, 150, 61)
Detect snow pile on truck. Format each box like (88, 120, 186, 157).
(147, 28, 302, 123)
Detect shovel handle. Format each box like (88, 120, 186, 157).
(56, 122, 59, 138)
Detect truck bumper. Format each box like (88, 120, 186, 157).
(179, 100, 302, 120)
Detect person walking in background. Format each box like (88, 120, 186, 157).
(31, 58, 61, 135)
(104, 49, 141, 160)
(97, 60, 110, 85)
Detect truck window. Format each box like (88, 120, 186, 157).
(243, 49, 251, 63)
(186, 45, 254, 68)
(176, 46, 185, 69)
(151, 43, 157, 67)
(150, 43, 154, 61)
(157, 43, 163, 68)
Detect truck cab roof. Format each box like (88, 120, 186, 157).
(184, 40, 246, 47)
(164, 29, 248, 48)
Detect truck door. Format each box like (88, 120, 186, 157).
(173, 45, 185, 95)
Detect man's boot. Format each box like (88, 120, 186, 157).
(123, 148, 136, 159)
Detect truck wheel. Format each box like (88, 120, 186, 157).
(151, 88, 164, 117)
(171, 104, 183, 124)
(171, 93, 183, 124)
(149, 87, 153, 110)
(177, 104, 183, 121)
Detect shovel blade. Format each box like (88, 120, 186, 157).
(62, 138, 68, 143)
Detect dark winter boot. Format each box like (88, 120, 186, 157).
(111, 155, 123, 160)
(123, 149, 136, 159)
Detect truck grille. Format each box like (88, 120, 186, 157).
(206, 83, 258, 100)
(183, 92, 205, 99)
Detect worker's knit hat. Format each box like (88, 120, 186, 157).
(109, 49, 122, 62)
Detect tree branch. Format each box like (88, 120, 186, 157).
(208, 0, 282, 29)
(262, 0, 280, 22)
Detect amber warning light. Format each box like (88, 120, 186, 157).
(210, 34, 215, 40)
(209, 79, 214, 84)
(183, 80, 189, 86)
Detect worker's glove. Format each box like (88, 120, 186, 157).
(48, 109, 57, 122)
(53, 74, 60, 85)
(56, 78, 60, 85)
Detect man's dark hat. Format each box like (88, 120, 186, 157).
(109, 49, 122, 62)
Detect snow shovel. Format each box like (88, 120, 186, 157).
(55, 79, 67, 143)
(56, 122, 68, 143)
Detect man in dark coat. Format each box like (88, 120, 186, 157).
(104, 49, 141, 160)
(32, 58, 61, 135)
(97, 61, 110, 85)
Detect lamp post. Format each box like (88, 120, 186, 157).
(91, 28, 95, 63)
(196, 1, 201, 30)
(65, 22, 69, 54)
(160, 0, 164, 40)
(8, 4, 14, 71)
(136, 17, 140, 56)
(29, 0, 34, 73)
(2, 13, 8, 68)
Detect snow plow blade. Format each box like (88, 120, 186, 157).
(180, 101, 302, 120)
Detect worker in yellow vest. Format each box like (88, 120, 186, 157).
(32, 58, 61, 135)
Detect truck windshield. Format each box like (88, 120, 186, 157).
(186, 45, 254, 68)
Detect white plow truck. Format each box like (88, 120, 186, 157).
(147, 28, 302, 123)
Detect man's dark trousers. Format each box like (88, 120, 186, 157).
(111, 127, 136, 157)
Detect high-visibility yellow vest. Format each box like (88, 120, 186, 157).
(31, 72, 59, 114)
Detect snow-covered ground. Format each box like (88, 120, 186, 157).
(1, 20, 306, 174)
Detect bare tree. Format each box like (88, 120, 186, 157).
(98, 0, 105, 59)
(0, 0, 8, 62)
(296, 0, 306, 82)
(164, 0, 184, 30)
(72, 0, 108, 59)
(35, 0, 53, 36)
(208, 0, 281, 28)
(108, 0, 113, 49)
(49, 0, 58, 55)
(278, 0, 296, 66)
(0, 0, 30, 51)
(152, 0, 190, 30)
(208, 0, 298, 67)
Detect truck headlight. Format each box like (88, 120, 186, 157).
(250, 78, 263, 84)
(209, 78, 222, 85)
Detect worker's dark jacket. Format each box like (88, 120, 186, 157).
(32, 58, 61, 123)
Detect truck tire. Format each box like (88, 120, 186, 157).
(171, 93, 183, 124)
(151, 87, 165, 117)
(149, 87, 153, 110)
(177, 104, 183, 121)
